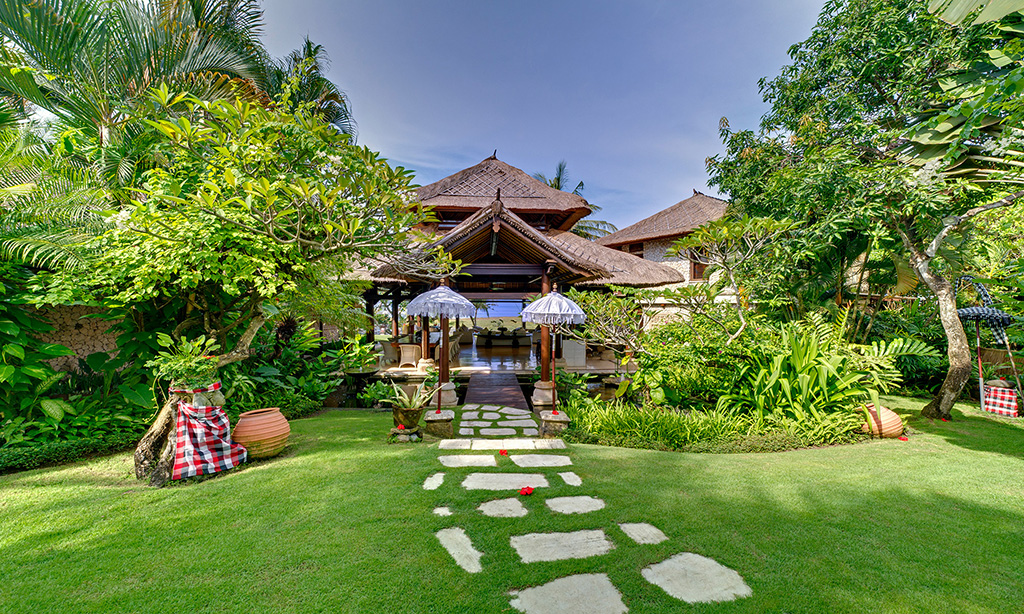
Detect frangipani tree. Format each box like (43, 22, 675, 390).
(41, 85, 456, 484)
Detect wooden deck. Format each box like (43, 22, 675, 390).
(463, 372, 530, 410)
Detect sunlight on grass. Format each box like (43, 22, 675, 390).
(1, 400, 1022, 613)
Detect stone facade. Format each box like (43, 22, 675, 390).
(33, 305, 119, 371)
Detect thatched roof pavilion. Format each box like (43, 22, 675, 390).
(596, 190, 728, 249)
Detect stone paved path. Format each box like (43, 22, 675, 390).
(457, 403, 540, 437)
(423, 405, 752, 612)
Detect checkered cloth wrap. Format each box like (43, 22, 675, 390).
(171, 382, 247, 480)
(983, 385, 1019, 418)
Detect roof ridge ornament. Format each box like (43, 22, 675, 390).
(488, 149, 498, 160)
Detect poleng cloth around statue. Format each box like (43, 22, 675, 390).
(171, 381, 247, 480)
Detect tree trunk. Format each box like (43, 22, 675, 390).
(134, 394, 178, 480)
(911, 260, 971, 419)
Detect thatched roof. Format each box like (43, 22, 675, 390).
(544, 230, 686, 288)
(417, 155, 592, 231)
(373, 198, 607, 284)
(596, 191, 728, 248)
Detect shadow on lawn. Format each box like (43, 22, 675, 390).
(908, 406, 1024, 462)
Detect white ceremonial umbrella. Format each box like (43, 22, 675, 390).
(521, 292, 586, 414)
(406, 286, 476, 412)
(406, 286, 477, 319)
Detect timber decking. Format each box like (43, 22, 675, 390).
(464, 372, 529, 411)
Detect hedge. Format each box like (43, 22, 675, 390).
(0, 433, 139, 475)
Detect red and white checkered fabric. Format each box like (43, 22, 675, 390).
(171, 382, 247, 480)
(983, 385, 1019, 418)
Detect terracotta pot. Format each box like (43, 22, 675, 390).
(233, 407, 290, 458)
(393, 407, 425, 429)
(860, 404, 903, 438)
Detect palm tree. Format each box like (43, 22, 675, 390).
(266, 37, 356, 138)
(533, 160, 618, 240)
(0, 0, 266, 195)
(0, 0, 268, 268)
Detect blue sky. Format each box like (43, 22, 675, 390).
(261, 1, 825, 230)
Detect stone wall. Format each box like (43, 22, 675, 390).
(33, 305, 120, 372)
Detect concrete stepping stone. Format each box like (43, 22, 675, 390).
(461, 420, 493, 427)
(433, 507, 452, 516)
(642, 552, 752, 603)
(462, 404, 480, 410)
(481, 412, 503, 420)
(534, 439, 566, 449)
(462, 473, 549, 491)
(619, 523, 667, 545)
(472, 439, 528, 450)
(480, 428, 518, 436)
(459, 428, 475, 436)
(558, 472, 582, 486)
(461, 411, 480, 420)
(510, 454, 572, 467)
(510, 529, 614, 563)
(499, 407, 532, 415)
(546, 496, 605, 515)
(423, 472, 444, 490)
(479, 405, 501, 411)
(509, 573, 627, 614)
(523, 428, 539, 436)
(439, 455, 497, 468)
(478, 497, 528, 517)
(438, 439, 471, 450)
(435, 527, 483, 573)
(498, 419, 539, 427)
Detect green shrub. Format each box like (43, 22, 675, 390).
(0, 432, 138, 474)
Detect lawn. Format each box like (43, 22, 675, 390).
(1, 396, 1022, 613)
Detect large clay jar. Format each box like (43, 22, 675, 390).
(233, 408, 290, 458)
(861, 403, 903, 438)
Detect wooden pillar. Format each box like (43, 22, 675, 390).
(440, 316, 450, 383)
(364, 291, 377, 343)
(406, 315, 415, 337)
(391, 295, 400, 339)
(540, 267, 551, 383)
(420, 315, 430, 363)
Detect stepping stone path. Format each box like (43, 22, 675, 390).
(458, 403, 540, 437)
(426, 404, 752, 612)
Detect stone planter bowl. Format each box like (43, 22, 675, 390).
(392, 407, 426, 430)
(860, 404, 903, 438)
(232, 407, 290, 458)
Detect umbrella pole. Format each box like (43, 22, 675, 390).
(977, 321, 986, 413)
(551, 325, 558, 415)
(1002, 336, 1024, 400)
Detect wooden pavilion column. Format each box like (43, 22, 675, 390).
(390, 294, 400, 339)
(419, 315, 431, 370)
(364, 290, 378, 343)
(532, 261, 556, 408)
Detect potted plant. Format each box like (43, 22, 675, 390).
(146, 333, 222, 396)
(381, 382, 438, 430)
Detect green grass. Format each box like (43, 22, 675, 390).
(1, 396, 1023, 613)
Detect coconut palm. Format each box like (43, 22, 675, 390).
(266, 37, 356, 137)
(533, 160, 618, 240)
(0, 0, 266, 195)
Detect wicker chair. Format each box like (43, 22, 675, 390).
(398, 344, 421, 368)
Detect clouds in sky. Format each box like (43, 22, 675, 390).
(261, 0, 824, 228)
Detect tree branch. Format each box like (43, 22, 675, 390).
(925, 189, 1024, 258)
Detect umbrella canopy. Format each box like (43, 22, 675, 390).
(958, 306, 1014, 345)
(406, 286, 476, 319)
(521, 292, 586, 325)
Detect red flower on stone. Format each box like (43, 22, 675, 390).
(941, 418, 948, 422)
(397, 424, 405, 430)
(898, 436, 908, 441)
(519, 486, 534, 496)
(552, 410, 559, 415)
(499, 449, 508, 456)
